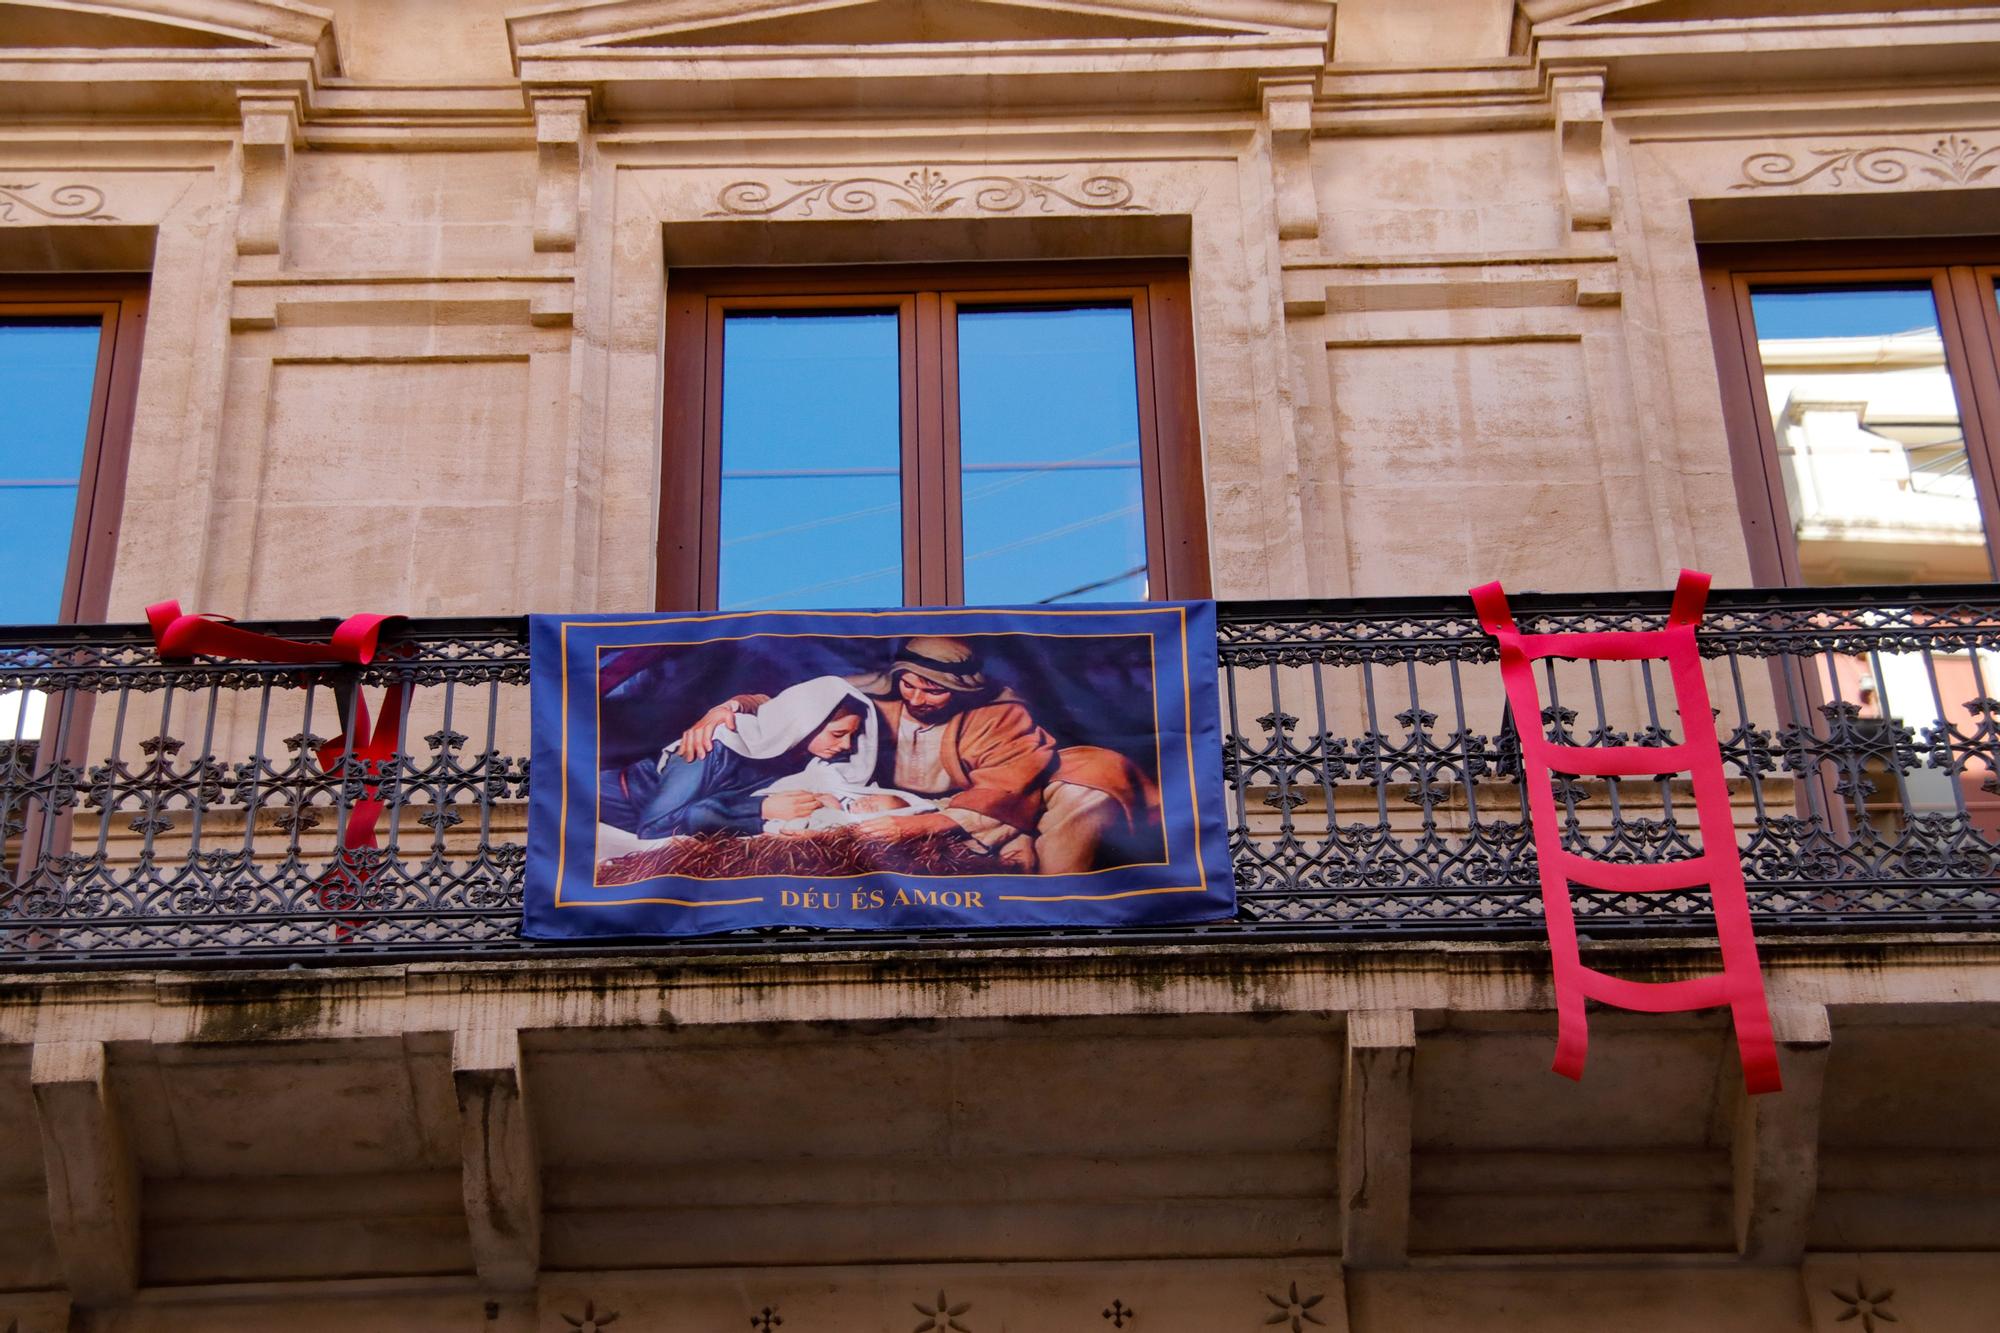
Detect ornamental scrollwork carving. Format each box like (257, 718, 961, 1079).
(709, 165, 1141, 217)
(0, 182, 116, 222)
(1733, 134, 2000, 190)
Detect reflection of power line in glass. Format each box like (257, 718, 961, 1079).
(743, 501, 1144, 604)
(740, 500, 1144, 607)
(733, 558, 904, 609)
(723, 439, 1141, 550)
(721, 493, 901, 549)
(1037, 564, 1147, 604)
(965, 504, 1142, 564)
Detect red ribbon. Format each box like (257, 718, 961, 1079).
(1470, 572, 1781, 1094)
(145, 601, 409, 917)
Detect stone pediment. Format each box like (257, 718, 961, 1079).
(508, 0, 1331, 49)
(0, 0, 339, 114)
(0, 0, 334, 54)
(599, 0, 1246, 47)
(1526, 0, 1991, 24)
(507, 0, 1333, 111)
(1527, 0, 2000, 96)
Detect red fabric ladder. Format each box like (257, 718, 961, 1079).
(1469, 571, 1781, 1094)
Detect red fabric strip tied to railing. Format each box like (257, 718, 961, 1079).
(144, 601, 410, 920)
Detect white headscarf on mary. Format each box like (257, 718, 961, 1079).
(600, 674, 878, 843)
(713, 673, 879, 784)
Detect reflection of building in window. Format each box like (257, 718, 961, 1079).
(1759, 328, 1986, 584)
(1823, 645, 2000, 840)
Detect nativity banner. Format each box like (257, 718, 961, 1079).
(523, 601, 1232, 938)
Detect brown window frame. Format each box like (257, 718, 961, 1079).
(0, 275, 147, 623)
(659, 260, 1209, 610)
(1701, 239, 2000, 587)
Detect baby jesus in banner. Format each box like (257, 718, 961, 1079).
(596, 636, 1160, 883)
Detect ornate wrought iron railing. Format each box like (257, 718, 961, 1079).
(3, 586, 2000, 967)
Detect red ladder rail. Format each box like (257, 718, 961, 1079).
(1470, 571, 1781, 1094)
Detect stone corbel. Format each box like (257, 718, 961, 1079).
(1733, 1003, 1831, 1264)
(236, 91, 302, 258)
(1552, 68, 1611, 232)
(1262, 78, 1319, 244)
(531, 90, 592, 253)
(31, 1040, 140, 1308)
(454, 1025, 543, 1293)
(1338, 1008, 1415, 1268)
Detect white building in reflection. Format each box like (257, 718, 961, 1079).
(1762, 328, 2000, 829)
(1761, 328, 1988, 585)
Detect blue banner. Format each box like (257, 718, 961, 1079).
(524, 602, 1231, 937)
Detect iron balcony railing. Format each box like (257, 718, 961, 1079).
(3, 586, 1999, 967)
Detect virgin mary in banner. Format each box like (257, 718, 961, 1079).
(524, 601, 1231, 937)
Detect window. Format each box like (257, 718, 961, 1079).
(660, 262, 1207, 610)
(0, 278, 145, 624)
(1705, 244, 2000, 834)
(1703, 241, 2000, 587)
(0, 277, 144, 745)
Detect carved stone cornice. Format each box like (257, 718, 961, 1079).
(706, 167, 1144, 219)
(1733, 134, 2000, 191)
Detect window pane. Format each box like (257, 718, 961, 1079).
(0, 319, 100, 623)
(1749, 285, 1987, 584)
(957, 305, 1148, 604)
(717, 311, 903, 610)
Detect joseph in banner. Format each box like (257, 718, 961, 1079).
(674, 635, 1153, 873)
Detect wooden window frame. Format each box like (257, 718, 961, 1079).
(1701, 239, 2000, 587)
(659, 260, 1209, 610)
(0, 275, 147, 623)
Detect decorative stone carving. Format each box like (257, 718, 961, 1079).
(559, 1300, 619, 1331)
(912, 1290, 973, 1332)
(1102, 1299, 1136, 1326)
(708, 167, 1141, 218)
(1260, 1282, 1326, 1331)
(1829, 1280, 1897, 1331)
(1733, 134, 2000, 189)
(0, 183, 115, 223)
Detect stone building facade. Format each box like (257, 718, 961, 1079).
(3, 1, 2000, 1330)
